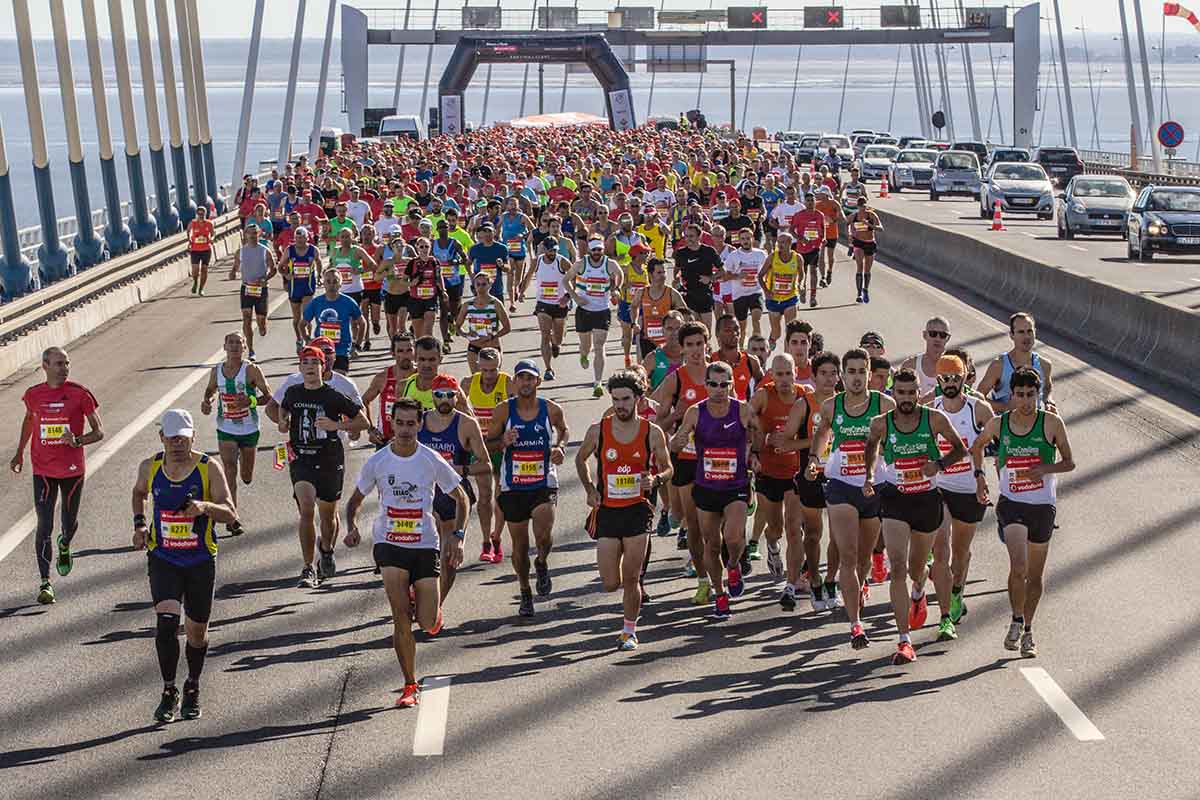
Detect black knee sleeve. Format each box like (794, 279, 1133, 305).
(156, 613, 181, 684)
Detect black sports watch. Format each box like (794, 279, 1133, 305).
(973, 468, 986, 478)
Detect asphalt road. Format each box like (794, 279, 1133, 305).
(1, 245, 1198, 800)
(873, 185, 1200, 314)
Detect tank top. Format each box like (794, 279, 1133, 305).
(287, 244, 318, 292)
(933, 394, 983, 494)
(694, 400, 749, 490)
(467, 372, 509, 426)
(400, 374, 435, 411)
(596, 416, 653, 507)
(214, 361, 259, 436)
(407, 257, 440, 300)
(432, 238, 464, 284)
(147, 453, 216, 567)
(879, 409, 941, 494)
(992, 352, 1045, 406)
(239, 243, 269, 285)
(464, 300, 500, 341)
(330, 246, 363, 293)
(765, 250, 800, 302)
(576, 256, 613, 312)
(638, 286, 672, 346)
(913, 356, 938, 396)
(613, 232, 638, 267)
(721, 351, 754, 401)
(759, 385, 802, 479)
(825, 391, 882, 488)
(379, 367, 400, 440)
(361, 243, 382, 291)
(418, 411, 469, 468)
(649, 348, 681, 390)
(500, 398, 557, 492)
(638, 223, 666, 259)
(622, 262, 649, 303)
(534, 256, 567, 305)
(501, 214, 528, 257)
(997, 411, 1058, 505)
(673, 365, 708, 460)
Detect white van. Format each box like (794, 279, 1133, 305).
(378, 114, 425, 141)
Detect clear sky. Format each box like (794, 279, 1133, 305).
(0, 1, 1176, 39)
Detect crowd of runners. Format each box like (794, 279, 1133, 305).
(10, 122, 1073, 718)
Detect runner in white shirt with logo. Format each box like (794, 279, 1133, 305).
(721, 228, 768, 348)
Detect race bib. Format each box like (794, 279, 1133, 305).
(244, 282, 264, 298)
(772, 273, 795, 296)
(645, 321, 664, 342)
(510, 451, 546, 485)
(319, 321, 341, 342)
(802, 228, 821, 241)
(39, 422, 68, 443)
(159, 510, 198, 549)
(439, 260, 456, 279)
(853, 221, 870, 234)
(338, 267, 354, 285)
(385, 505, 423, 544)
(193, 234, 209, 245)
(681, 431, 697, 458)
(273, 442, 293, 470)
(292, 264, 312, 278)
(507, 238, 524, 255)
(473, 405, 493, 421)
(467, 313, 495, 338)
(741, 269, 759, 288)
(539, 281, 560, 301)
(838, 440, 867, 477)
(220, 392, 249, 420)
(1006, 454, 1045, 493)
(894, 456, 933, 494)
(606, 471, 642, 501)
(479, 263, 497, 281)
(415, 284, 435, 299)
(583, 276, 608, 298)
(702, 447, 739, 483)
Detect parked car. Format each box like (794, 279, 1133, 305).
(1056, 175, 1134, 239)
(978, 162, 1054, 219)
(851, 134, 877, 156)
(951, 141, 990, 166)
(795, 134, 822, 163)
(1034, 146, 1085, 186)
(930, 151, 982, 200)
(888, 148, 938, 192)
(1126, 185, 1200, 261)
(856, 145, 900, 181)
(818, 134, 855, 168)
(990, 146, 1031, 164)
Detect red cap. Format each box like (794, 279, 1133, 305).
(307, 336, 335, 351)
(628, 243, 650, 258)
(431, 374, 460, 392)
(298, 346, 326, 364)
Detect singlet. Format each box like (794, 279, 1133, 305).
(432, 238, 465, 284)
(913, 356, 938, 396)
(638, 286, 672, 347)
(612, 232, 639, 267)
(500, 397, 557, 492)
(997, 411, 1058, 505)
(501, 214, 528, 257)
(648, 348, 681, 390)
(638, 222, 666, 259)
(672, 365, 708, 460)
(407, 257, 440, 301)
(534, 256, 568, 305)
(694, 399, 749, 490)
(718, 351, 754, 401)
(576, 256, 613, 313)
(400, 374, 435, 410)
(418, 411, 470, 468)
(621, 262, 649, 303)
(933, 394, 984, 494)
(759, 385, 802, 480)
(991, 352, 1045, 406)
(189, 220, 214, 251)
(239, 243, 269, 286)
(361, 243, 382, 291)
(824, 391, 883, 488)
(879, 409, 942, 495)
(764, 250, 800, 302)
(214, 361, 259, 436)
(467, 372, 509, 426)
(286, 244, 318, 291)
(378, 366, 403, 440)
(330, 246, 363, 293)
(464, 300, 500, 341)
(843, 181, 867, 213)
(596, 416, 653, 507)
(147, 453, 216, 567)
(849, 209, 876, 242)
(725, 247, 767, 300)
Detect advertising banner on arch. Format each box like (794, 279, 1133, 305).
(608, 89, 635, 131)
(440, 95, 463, 136)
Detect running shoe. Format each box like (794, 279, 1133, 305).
(580, 353, 590, 369)
(191, 278, 198, 294)
(863, 289, 871, 304)
(373, 320, 382, 335)
(809, 297, 818, 308)
(810, 584, 827, 612)
(949, 589, 967, 623)
(726, 566, 745, 598)
(427, 608, 444, 637)
(491, 537, 504, 563)
(746, 540, 761, 561)
(893, 641, 916, 665)
(1020, 631, 1038, 658)
(551, 344, 561, 358)
(692, 581, 712, 606)
(37, 581, 55, 605)
(640, 583, 651, 605)
(1004, 621, 1023, 651)
(850, 623, 871, 650)
(824, 270, 833, 285)
(827, 584, 844, 609)
(227, 521, 245, 537)
(248, 350, 257, 362)
(937, 617, 958, 642)
(154, 686, 181, 723)
(362, 339, 372, 351)
(713, 592, 731, 620)
(396, 682, 420, 708)
(352, 344, 361, 357)
(909, 592, 928, 630)
(870, 552, 889, 584)
(534, 558, 552, 597)
(765, 542, 783, 578)
(197, 287, 205, 297)
(676, 527, 688, 551)
(480, 539, 493, 563)
(318, 548, 337, 579)
(855, 292, 864, 304)
(298, 566, 320, 589)
(656, 510, 671, 537)
(593, 383, 604, 398)
(738, 548, 753, 578)
(518, 590, 535, 617)
(617, 631, 638, 651)
(544, 369, 555, 381)
(181, 681, 202, 720)
(779, 584, 797, 611)
(509, 302, 517, 313)
(55, 534, 73, 577)
(684, 557, 697, 578)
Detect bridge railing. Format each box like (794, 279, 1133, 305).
(1080, 148, 1200, 187)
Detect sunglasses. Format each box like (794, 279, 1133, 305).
(938, 374, 963, 382)
(431, 390, 457, 400)
(925, 330, 950, 339)
(705, 380, 731, 389)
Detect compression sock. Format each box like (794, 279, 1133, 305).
(863, 272, 872, 290)
(185, 641, 209, 683)
(155, 613, 181, 684)
(855, 273, 864, 293)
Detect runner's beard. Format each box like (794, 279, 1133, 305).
(941, 384, 961, 399)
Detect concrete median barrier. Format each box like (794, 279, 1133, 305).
(872, 207, 1200, 393)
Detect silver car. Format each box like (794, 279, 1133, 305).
(1055, 175, 1134, 239)
(978, 162, 1054, 220)
(930, 151, 981, 200)
(888, 149, 938, 192)
(856, 145, 900, 181)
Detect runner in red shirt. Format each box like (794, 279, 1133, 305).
(11, 346, 104, 604)
(293, 192, 327, 243)
(187, 205, 215, 296)
(788, 192, 827, 305)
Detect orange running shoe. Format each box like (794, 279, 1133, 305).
(893, 641, 916, 665)
(396, 682, 420, 708)
(908, 592, 928, 630)
(871, 552, 889, 584)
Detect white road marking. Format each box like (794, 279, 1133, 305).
(1023, 232, 1039, 238)
(1068, 245, 1088, 252)
(1190, 278, 1200, 283)
(413, 676, 452, 756)
(1021, 667, 1105, 742)
(0, 291, 290, 564)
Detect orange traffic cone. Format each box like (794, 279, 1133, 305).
(990, 200, 1005, 231)
(879, 177, 889, 199)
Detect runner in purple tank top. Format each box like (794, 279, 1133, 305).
(670, 360, 760, 620)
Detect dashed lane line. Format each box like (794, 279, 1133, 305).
(413, 676, 452, 756)
(1021, 667, 1105, 742)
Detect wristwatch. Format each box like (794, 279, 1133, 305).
(973, 468, 986, 478)
(935, 457, 946, 472)
(451, 529, 466, 541)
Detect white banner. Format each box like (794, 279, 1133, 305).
(439, 95, 463, 136)
(608, 89, 635, 131)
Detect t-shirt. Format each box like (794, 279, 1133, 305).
(345, 199, 371, 228)
(674, 244, 723, 297)
(21, 381, 99, 478)
(280, 382, 362, 462)
(770, 202, 804, 231)
(789, 210, 827, 253)
(723, 247, 768, 299)
(468, 242, 509, 290)
(302, 294, 363, 356)
(356, 443, 462, 551)
(188, 220, 214, 252)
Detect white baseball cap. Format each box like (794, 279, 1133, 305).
(160, 409, 195, 438)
